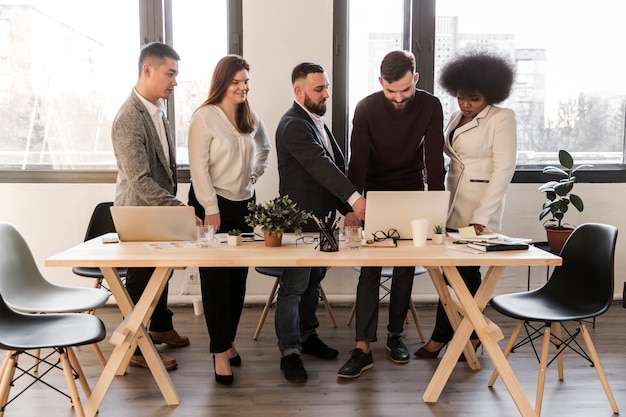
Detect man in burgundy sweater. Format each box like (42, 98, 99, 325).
(338, 50, 445, 379)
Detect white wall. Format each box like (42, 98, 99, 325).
(1, 0, 624, 304)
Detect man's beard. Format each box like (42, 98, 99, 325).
(304, 94, 327, 116)
(387, 95, 412, 111)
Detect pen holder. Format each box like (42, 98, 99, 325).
(319, 228, 339, 252)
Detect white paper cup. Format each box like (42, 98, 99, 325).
(411, 219, 429, 247)
(193, 297, 204, 315)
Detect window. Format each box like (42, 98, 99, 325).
(170, 1, 228, 168)
(0, 0, 236, 182)
(434, 0, 626, 168)
(336, 0, 626, 181)
(0, 0, 138, 171)
(338, 0, 414, 159)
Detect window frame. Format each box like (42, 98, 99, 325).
(0, 0, 241, 184)
(333, 0, 626, 184)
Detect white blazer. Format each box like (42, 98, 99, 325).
(445, 105, 517, 232)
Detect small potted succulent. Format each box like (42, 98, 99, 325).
(432, 224, 445, 244)
(227, 229, 242, 246)
(245, 195, 311, 247)
(538, 149, 592, 252)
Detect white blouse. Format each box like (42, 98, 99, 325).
(188, 105, 271, 215)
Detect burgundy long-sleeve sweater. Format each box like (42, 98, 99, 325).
(347, 89, 445, 193)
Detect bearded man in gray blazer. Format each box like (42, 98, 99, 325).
(112, 42, 191, 371)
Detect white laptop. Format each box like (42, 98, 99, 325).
(110, 206, 197, 242)
(363, 191, 450, 240)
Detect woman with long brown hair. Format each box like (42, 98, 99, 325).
(188, 55, 270, 385)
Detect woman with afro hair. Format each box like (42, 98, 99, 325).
(415, 48, 517, 359)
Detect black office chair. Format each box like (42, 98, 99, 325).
(72, 202, 128, 288)
(253, 267, 337, 340)
(488, 223, 619, 416)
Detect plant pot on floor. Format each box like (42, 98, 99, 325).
(545, 226, 574, 253)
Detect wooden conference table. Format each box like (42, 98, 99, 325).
(45, 234, 561, 417)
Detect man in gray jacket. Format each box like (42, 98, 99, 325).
(112, 42, 190, 371)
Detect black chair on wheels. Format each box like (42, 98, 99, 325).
(488, 223, 619, 416)
(72, 202, 128, 290)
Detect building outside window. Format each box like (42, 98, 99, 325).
(345, 0, 626, 169)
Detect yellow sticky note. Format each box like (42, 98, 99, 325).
(458, 226, 477, 238)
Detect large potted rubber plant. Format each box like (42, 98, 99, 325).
(538, 149, 592, 252)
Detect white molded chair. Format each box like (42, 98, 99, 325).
(0, 222, 107, 416)
(0, 223, 109, 369)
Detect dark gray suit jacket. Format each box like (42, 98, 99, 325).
(112, 91, 183, 207)
(276, 102, 357, 232)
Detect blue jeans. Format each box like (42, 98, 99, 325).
(274, 267, 327, 355)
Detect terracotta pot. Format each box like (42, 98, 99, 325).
(263, 230, 283, 247)
(545, 227, 574, 253)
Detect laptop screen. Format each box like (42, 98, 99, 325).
(110, 206, 197, 242)
(363, 191, 450, 240)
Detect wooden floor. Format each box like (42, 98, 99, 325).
(3, 302, 626, 417)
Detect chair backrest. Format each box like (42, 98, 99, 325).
(83, 202, 116, 241)
(542, 223, 618, 317)
(0, 222, 51, 299)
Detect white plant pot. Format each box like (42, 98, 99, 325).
(227, 235, 242, 246)
(432, 233, 445, 245)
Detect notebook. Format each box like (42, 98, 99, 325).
(110, 206, 197, 242)
(363, 191, 450, 241)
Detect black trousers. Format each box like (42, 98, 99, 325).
(355, 266, 416, 342)
(191, 189, 255, 353)
(430, 266, 482, 343)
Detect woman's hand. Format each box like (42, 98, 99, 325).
(470, 223, 485, 235)
(204, 213, 221, 232)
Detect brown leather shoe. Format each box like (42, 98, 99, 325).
(149, 329, 190, 348)
(130, 352, 177, 371)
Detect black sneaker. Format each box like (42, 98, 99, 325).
(337, 348, 374, 379)
(301, 334, 339, 359)
(386, 334, 410, 364)
(280, 353, 308, 383)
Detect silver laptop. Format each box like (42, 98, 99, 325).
(110, 206, 197, 242)
(363, 191, 450, 240)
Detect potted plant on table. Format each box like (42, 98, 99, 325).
(538, 149, 592, 252)
(245, 195, 311, 247)
(227, 229, 242, 246)
(432, 224, 445, 245)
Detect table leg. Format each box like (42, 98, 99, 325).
(84, 267, 180, 417)
(424, 266, 537, 417)
(425, 267, 479, 369)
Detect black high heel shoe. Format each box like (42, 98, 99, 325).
(229, 354, 242, 367)
(213, 355, 234, 386)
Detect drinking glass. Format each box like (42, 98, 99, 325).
(197, 225, 215, 247)
(344, 226, 363, 249)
